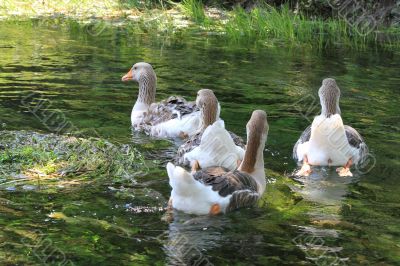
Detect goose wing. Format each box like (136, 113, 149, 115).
(144, 96, 198, 126)
(193, 167, 260, 212)
(167, 96, 198, 117)
(193, 167, 259, 197)
(344, 125, 369, 164)
(175, 131, 203, 166)
(228, 131, 245, 149)
(225, 189, 260, 212)
(293, 125, 312, 161)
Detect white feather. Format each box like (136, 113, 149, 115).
(297, 114, 359, 166)
(166, 162, 231, 215)
(131, 102, 149, 126)
(184, 120, 244, 170)
(150, 111, 201, 138)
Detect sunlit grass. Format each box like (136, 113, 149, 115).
(0, 131, 147, 188)
(0, 1, 398, 49)
(0, 0, 117, 16)
(180, 0, 206, 23)
(178, 0, 216, 29)
(222, 4, 393, 48)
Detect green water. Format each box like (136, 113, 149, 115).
(0, 20, 399, 265)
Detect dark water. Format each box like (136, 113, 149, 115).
(0, 20, 399, 265)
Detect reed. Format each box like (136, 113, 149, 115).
(222, 4, 393, 48)
(180, 0, 207, 24)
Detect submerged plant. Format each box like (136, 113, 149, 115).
(0, 131, 148, 190)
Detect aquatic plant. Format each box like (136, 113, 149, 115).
(0, 131, 147, 189)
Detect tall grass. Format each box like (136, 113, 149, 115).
(0, 0, 398, 49)
(118, 0, 166, 10)
(222, 4, 387, 48)
(179, 0, 211, 26)
(224, 5, 308, 43)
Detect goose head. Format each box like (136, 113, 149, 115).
(319, 78, 341, 118)
(196, 89, 219, 131)
(239, 110, 268, 176)
(122, 62, 157, 106)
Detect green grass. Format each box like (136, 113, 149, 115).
(0, 0, 399, 49)
(179, 0, 213, 27)
(180, 0, 205, 22)
(118, 0, 165, 10)
(222, 4, 397, 48)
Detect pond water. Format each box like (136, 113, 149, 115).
(0, 20, 399, 265)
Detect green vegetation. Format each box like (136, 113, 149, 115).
(0, 131, 168, 265)
(0, 0, 399, 49)
(180, 0, 207, 23)
(0, 131, 146, 189)
(192, 2, 399, 48)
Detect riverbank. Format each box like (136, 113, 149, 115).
(1, 0, 399, 49)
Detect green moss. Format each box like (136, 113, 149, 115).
(0, 131, 147, 190)
(0, 146, 56, 166)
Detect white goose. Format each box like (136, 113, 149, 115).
(175, 89, 245, 171)
(166, 110, 268, 215)
(121, 62, 201, 138)
(293, 78, 369, 177)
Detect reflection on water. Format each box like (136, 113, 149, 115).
(290, 168, 358, 265)
(292, 167, 357, 205)
(161, 211, 228, 265)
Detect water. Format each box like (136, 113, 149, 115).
(0, 19, 399, 265)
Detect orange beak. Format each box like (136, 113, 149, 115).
(121, 69, 133, 81)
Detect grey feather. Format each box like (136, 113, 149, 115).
(193, 167, 258, 197)
(225, 189, 260, 212)
(193, 167, 260, 213)
(344, 125, 369, 164)
(293, 125, 312, 161)
(140, 96, 198, 134)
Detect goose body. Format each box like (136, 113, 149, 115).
(294, 114, 366, 166)
(179, 120, 245, 170)
(148, 106, 201, 138)
(174, 89, 245, 170)
(167, 110, 268, 215)
(294, 78, 368, 177)
(166, 164, 259, 215)
(122, 62, 201, 138)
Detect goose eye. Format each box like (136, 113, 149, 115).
(133, 66, 137, 70)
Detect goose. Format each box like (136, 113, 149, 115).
(166, 110, 268, 215)
(121, 62, 200, 138)
(175, 89, 245, 171)
(293, 78, 368, 177)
